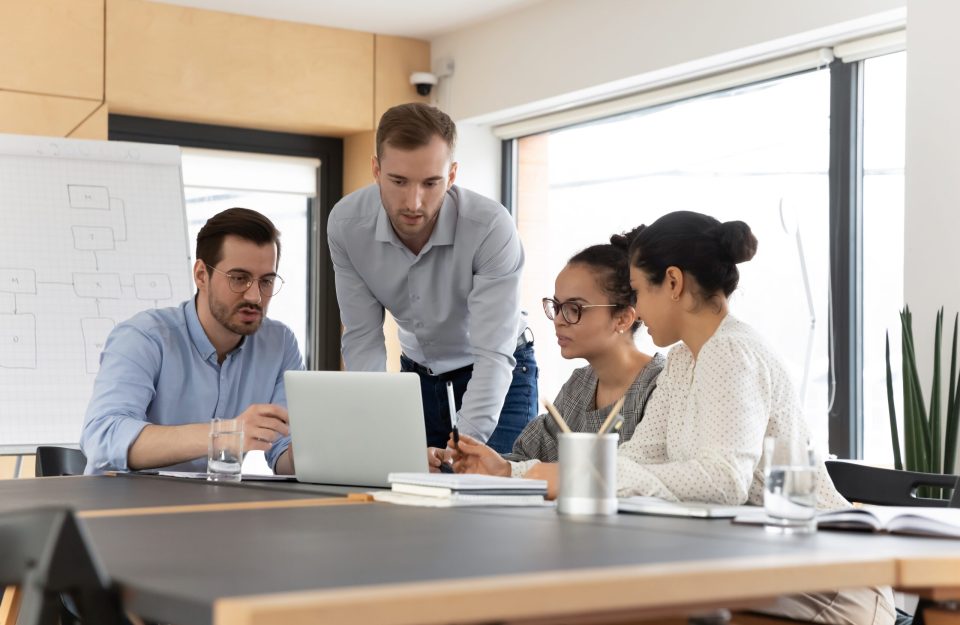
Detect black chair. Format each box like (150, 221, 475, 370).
(825, 460, 960, 507)
(34, 446, 87, 477)
(0, 506, 124, 625)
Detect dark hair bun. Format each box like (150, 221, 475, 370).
(611, 225, 645, 252)
(717, 221, 758, 264)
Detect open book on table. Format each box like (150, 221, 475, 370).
(815, 505, 960, 538)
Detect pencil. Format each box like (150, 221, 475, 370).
(597, 396, 626, 436)
(542, 398, 572, 434)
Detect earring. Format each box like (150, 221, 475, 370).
(618, 329, 624, 335)
(672, 294, 679, 301)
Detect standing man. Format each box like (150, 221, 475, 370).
(327, 102, 537, 453)
(81, 208, 301, 475)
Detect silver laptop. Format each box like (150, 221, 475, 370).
(284, 371, 429, 487)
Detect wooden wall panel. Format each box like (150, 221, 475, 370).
(343, 131, 375, 195)
(0, 91, 102, 136)
(69, 103, 109, 140)
(0, 0, 104, 100)
(106, 0, 374, 136)
(374, 35, 431, 122)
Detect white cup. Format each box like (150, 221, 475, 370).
(763, 436, 817, 534)
(207, 418, 243, 482)
(558, 433, 618, 516)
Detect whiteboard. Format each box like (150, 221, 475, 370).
(0, 134, 193, 453)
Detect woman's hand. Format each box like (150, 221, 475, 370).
(523, 462, 559, 500)
(450, 433, 511, 477)
(426, 446, 453, 473)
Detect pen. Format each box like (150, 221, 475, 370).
(445, 381, 460, 448)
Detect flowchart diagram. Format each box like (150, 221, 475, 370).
(1, 185, 177, 372)
(0, 134, 190, 451)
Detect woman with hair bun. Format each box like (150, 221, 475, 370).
(613, 210, 893, 625)
(437, 235, 665, 477)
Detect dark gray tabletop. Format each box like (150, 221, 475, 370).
(78, 502, 942, 625)
(0, 474, 336, 514)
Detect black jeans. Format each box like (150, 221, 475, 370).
(400, 342, 539, 453)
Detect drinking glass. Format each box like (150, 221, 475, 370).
(763, 436, 818, 534)
(207, 418, 243, 482)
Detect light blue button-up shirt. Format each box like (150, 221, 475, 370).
(326, 184, 525, 441)
(80, 298, 304, 473)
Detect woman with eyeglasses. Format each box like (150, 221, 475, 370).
(430, 235, 665, 478)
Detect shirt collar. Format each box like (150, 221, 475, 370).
(185, 296, 219, 362)
(374, 189, 458, 252)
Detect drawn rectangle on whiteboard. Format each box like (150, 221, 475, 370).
(81, 317, 115, 374)
(68, 185, 110, 209)
(135, 274, 172, 300)
(73, 273, 122, 299)
(0, 314, 37, 368)
(0, 268, 36, 294)
(72, 226, 116, 251)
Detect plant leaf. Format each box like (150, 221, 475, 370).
(886, 331, 903, 470)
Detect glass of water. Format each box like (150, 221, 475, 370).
(763, 436, 817, 534)
(207, 418, 243, 482)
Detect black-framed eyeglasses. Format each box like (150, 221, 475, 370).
(206, 264, 284, 297)
(542, 297, 618, 325)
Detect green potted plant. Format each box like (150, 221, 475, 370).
(886, 306, 960, 498)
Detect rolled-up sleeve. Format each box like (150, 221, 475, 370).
(265, 329, 306, 470)
(80, 325, 161, 473)
(457, 211, 523, 441)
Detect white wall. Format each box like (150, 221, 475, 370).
(904, 0, 960, 468)
(433, 0, 905, 195)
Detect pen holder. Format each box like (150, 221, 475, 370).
(558, 433, 618, 516)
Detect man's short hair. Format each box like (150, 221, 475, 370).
(375, 102, 457, 160)
(196, 208, 281, 270)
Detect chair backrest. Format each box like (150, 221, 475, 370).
(34, 447, 87, 477)
(826, 460, 959, 507)
(0, 506, 124, 625)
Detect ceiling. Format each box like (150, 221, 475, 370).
(150, 0, 543, 39)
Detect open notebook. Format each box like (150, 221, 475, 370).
(815, 505, 960, 538)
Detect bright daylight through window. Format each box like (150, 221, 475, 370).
(516, 51, 905, 460)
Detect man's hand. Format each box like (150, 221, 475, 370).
(233, 404, 289, 453)
(450, 433, 510, 477)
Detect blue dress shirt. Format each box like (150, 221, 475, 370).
(80, 298, 304, 473)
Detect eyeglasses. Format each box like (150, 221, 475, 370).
(542, 297, 618, 325)
(206, 264, 284, 297)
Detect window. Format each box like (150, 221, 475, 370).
(512, 51, 906, 460)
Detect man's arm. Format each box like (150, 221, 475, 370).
(81, 324, 165, 472)
(327, 213, 388, 371)
(457, 210, 524, 441)
(265, 327, 306, 474)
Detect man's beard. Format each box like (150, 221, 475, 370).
(209, 295, 263, 335)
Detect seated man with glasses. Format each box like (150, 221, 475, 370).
(81, 208, 302, 475)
